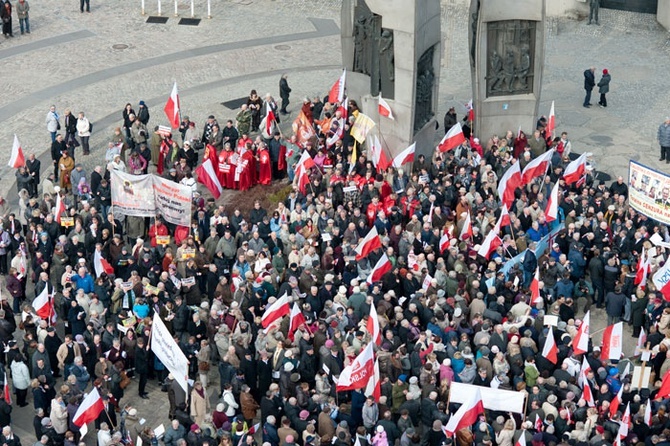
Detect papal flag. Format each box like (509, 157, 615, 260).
(350, 113, 376, 144)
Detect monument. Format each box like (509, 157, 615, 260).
(341, 0, 442, 161)
(469, 0, 546, 140)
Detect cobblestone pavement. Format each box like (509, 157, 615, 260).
(0, 0, 667, 442)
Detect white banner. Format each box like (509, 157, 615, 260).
(151, 313, 189, 393)
(449, 382, 526, 414)
(110, 170, 192, 226)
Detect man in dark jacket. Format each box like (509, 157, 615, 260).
(605, 286, 626, 326)
(279, 74, 291, 114)
(135, 337, 150, 399)
(51, 134, 67, 181)
(583, 67, 595, 107)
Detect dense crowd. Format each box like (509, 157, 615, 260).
(0, 80, 667, 446)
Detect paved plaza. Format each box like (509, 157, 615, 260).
(0, 0, 669, 442)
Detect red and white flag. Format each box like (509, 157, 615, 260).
(392, 142, 416, 168)
(609, 385, 624, 418)
(2, 373, 10, 405)
(635, 248, 652, 289)
(261, 293, 290, 328)
(32, 284, 54, 322)
(520, 149, 554, 186)
(54, 192, 66, 224)
(601, 322, 623, 360)
(582, 379, 595, 407)
(653, 260, 670, 301)
(247, 423, 261, 436)
(499, 205, 511, 228)
(73, 388, 104, 427)
(437, 122, 466, 152)
(378, 95, 394, 120)
(355, 226, 382, 261)
(294, 150, 316, 195)
(8, 134, 25, 169)
(645, 400, 652, 424)
(328, 70, 346, 104)
(563, 152, 589, 185)
(534, 414, 543, 431)
(578, 356, 591, 388)
(370, 135, 391, 172)
(364, 358, 381, 402)
(515, 433, 526, 446)
(94, 250, 114, 278)
(497, 162, 522, 208)
(635, 327, 647, 356)
(265, 106, 277, 135)
(196, 159, 224, 199)
(335, 342, 375, 391)
(530, 267, 541, 305)
(439, 232, 450, 254)
(444, 387, 485, 435)
(459, 212, 473, 241)
(288, 303, 307, 341)
(466, 99, 475, 122)
(163, 82, 181, 129)
(546, 101, 556, 141)
(367, 303, 381, 346)
(657, 370, 670, 400)
(477, 222, 501, 260)
(545, 181, 560, 223)
(572, 310, 590, 355)
(542, 327, 558, 364)
(367, 254, 392, 285)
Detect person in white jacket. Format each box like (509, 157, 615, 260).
(221, 383, 238, 417)
(9, 357, 30, 407)
(97, 422, 112, 446)
(46, 105, 59, 143)
(50, 394, 69, 434)
(76, 112, 91, 156)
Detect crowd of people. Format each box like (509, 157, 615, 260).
(0, 73, 667, 446)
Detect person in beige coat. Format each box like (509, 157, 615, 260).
(56, 336, 82, 377)
(50, 395, 69, 434)
(190, 382, 209, 426)
(494, 419, 516, 446)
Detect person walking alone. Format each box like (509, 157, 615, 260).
(597, 69, 611, 108)
(583, 67, 595, 108)
(588, 0, 599, 25)
(658, 117, 670, 163)
(76, 112, 91, 155)
(16, 0, 28, 34)
(279, 74, 291, 115)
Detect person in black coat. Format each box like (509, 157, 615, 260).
(50, 134, 67, 181)
(135, 338, 150, 399)
(257, 351, 272, 398)
(26, 154, 40, 197)
(95, 395, 117, 430)
(583, 67, 595, 107)
(0, 396, 11, 427)
(279, 74, 291, 114)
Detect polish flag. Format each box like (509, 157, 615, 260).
(294, 150, 315, 195)
(515, 434, 526, 446)
(477, 223, 501, 260)
(545, 181, 560, 223)
(635, 248, 652, 289)
(94, 250, 115, 278)
(546, 101, 556, 141)
(572, 311, 590, 355)
(195, 159, 224, 199)
(163, 82, 181, 129)
(466, 99, 475, 122)
(378, 95, 394, 120)
(582, 379, 595, 407)
(32, 285, 54, 321)
(437, 122, 466, 152)
(392, 142, 416, 168)
(328, 70, 346, 104)
(520, 149, 554, 186)
(459, 212, 473, 241)
(8, 134, 25, 169)
(529, 267, 541, 305)
(261, 293, 290, 328)
(265, 106, 277, 135)
(288, 303, 306, 341)
(367, 303, 381, 345)
(497, 162, 522, 208)
(609, 385, 624, 418)
(335, 342, 375, 391)
(2, 374, 10, 405)
(370, 135, 391, 172)
(73, 388, 105, 427)
(634, 327, 647, 356)
(656, 370, 670, 400)
(444, 387, 485, 435)
(367, 254, 392, 285)
(355, 226, 381, 261)
(563, 152, 589, 185)
(645, 400, 652, 425)
(439, 232, 450, 254)
(578, 356, 591, 388)
(542, 327, 558, 364)
(653, 260, 670, 301)
(601, 322, 623, 360)
(364, 358, 381, 402)
(534, 414, 543, 432)
(247, 423, 261, 436)
(499, 205, 511, 228)
(54, 192, 66, 224)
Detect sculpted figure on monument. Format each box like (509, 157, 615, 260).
(353, 15, 370, 75)
(488, 50, 504, 92)
(503, 49, 516, 93)
(517, 46, 530, 89)
(380, 29, 395, 82)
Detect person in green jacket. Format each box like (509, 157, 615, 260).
(236, 104, 252, 136)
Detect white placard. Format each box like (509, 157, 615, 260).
(449, 382, 526, 414)
(150, 314, 189, 393)
(154, 424, 165, 439)
(631, 366, 651, 390)
(544, 315, 559, 327)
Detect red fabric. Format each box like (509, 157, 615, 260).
(218, 150, 232, 187)
(149, 223, 169, 247)
(174, 226, 189, 245)
(278, 144, 287, 171)
(366, 202, 385, 226)
(158, 140, 170, 175)
(203, 144, 218, 166)
(258, 149, 272, 185)
(237, 150, 255, 191)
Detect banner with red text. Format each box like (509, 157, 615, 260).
(629, 161, 670, 226)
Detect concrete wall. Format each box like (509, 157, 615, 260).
(447, 0, 588, 17)
(658, 0, 670, 30)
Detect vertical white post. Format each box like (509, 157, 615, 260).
(174, 0, 178, 17)
(190, 0, 194, 17)
(207, 0, 211, 18)
(157, 0, 161, 15)
(141, 0, 145, 15)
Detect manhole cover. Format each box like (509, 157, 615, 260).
(274, 44, 291, 51)
(112, 44, 129, 50)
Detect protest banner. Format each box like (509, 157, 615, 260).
(449, 382, 526, 414)
(151, 313, 189, 393)
(110, 171, 192, 227)
(629, 160, 670, 226)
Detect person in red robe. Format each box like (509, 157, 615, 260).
(148, 218, 170, 247)
(366, 196, 385, 227)
(236, 145, 255, 191)
(257, 143, 272, 185)
(158, 137, 172, 175)
(218, 145, 233, 188)
(237, 133, 252, 149)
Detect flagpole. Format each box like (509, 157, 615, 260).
(174, 0, 178, 17)
(157, 0, 161, 15)
(141, 0, 145, 15)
